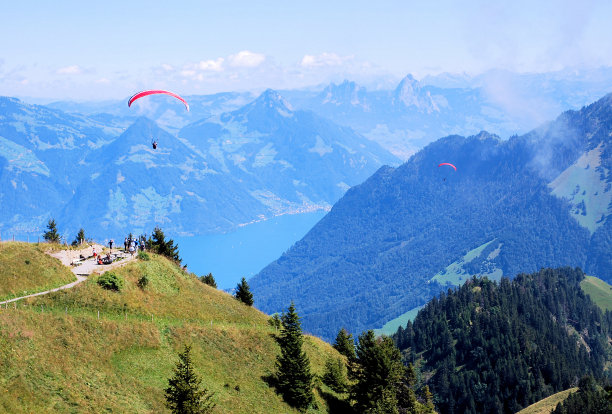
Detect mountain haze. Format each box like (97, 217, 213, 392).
(0, 90, 398, 239)
(0, 97, 122, 236)
(250, 93, 612, 340)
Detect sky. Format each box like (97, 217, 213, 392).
(1, 0, 611, 100)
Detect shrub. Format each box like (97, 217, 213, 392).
(138, 251, 150, 261)
(97, 272, 124, 291)
(199, 273, 217, 289)
(137, 275, 149, 289)
(268, 314, 281, 330)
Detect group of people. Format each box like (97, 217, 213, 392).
(92, 245, 113, 265)
(89, 234, 148, 265)
(124, 235, 147, 257)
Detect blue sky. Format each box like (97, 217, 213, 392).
(1, 0, 611, 100)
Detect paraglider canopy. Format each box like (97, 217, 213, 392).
(128, 90, 189, 111)
(438, 163, 457, 171)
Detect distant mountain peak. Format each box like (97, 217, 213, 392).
(319, 80, 368, 107)
(252, 89, 293, 113)
(393, 74, 440, 113)
(118, 117, 174, 147)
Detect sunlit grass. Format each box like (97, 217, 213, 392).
(0, 242, 76, 301)
(515, 388, 578, 414)
(580, 275, 612, 311)
(0, 250, 346, 413)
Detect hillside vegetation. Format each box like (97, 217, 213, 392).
(0, 247, 345, 413)
(392, 267, 612, 414)
(515, 388, 578, 414)
(0, 242, 76, 301)
(581, 275, 612, 311)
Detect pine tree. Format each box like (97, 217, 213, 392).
(43, 218, 61, 243)
(351, 330, 404, 413)
(323, 356, 347, 393)
(165, 345, 215, 414)
(234, 277, 254, 306)
(396, 363, 419, 414)
(275, 301, 314, 411)
(422, 385, 435, 413)
(150, 226, 181, 263)
(72, 228, 85, 246)
(333, 328, 356, 361)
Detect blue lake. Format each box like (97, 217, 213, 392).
(174, 211, 326, 289)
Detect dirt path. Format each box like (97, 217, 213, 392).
(0, 244, 137, 305)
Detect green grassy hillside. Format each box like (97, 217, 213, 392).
(0, 249, 346, 413)
(0, 242, 76, 301)
(515, 388, 578, 414)
(581, 275, 612, 311)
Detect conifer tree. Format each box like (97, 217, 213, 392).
(323, 356, 348, 393)
(396, 363, 419, 413)
(351, 330, 404, 413)
(165, 345, 215, 414)
(43, 218, 61, 243)
(150, 226, 181, 263)
(72, 228, 85, 246)
(275, 301, 314, 411)
(422, 385, 435, 413)
(333, 328, 356, 361)
(234, 277, 254, 306)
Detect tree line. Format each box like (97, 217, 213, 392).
(392, 267, 612, 413)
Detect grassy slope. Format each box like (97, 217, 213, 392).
(430, 239, 501, 286)
(374, 305, 423, 336)
(515, 388, 578, 414)
(0, 242, 76, 301)
(580, 275, 612, 311)
(0, 251, 345, 413)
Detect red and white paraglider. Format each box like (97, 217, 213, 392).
(438, 163, 457, 171)
(128, 90, 189, 149)
(438, 163, 456, 181)
(128, 90, 190, 111)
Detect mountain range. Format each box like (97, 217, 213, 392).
(249, 93, 612, 340)
(46, 69, 612, 160)
(0, 90, 397, 239)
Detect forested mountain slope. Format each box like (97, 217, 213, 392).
(392, 267, 612, 414)
(250, 93, 612, 340)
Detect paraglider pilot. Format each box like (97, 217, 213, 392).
(152, 139, 158, 150)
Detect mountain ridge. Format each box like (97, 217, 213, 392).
(250, 93, 612, 340)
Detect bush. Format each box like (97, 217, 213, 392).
(138, 251, 150, 261)
(199, 273, 217, 289)
(137, 275, 149, 289)
(268, 313, 281, 330)
(97, 272, 124, 291)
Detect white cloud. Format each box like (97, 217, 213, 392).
(161, 63, 174, 71)
(197, 58, 224, 71)
(301, 52, 352, 68)
(180, 69, 197, 77)
(228, 50, 265, 68)
(57, 65, 82, 75)
(95, 78, 110, 84)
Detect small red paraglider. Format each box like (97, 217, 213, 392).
(438, 163, 457, 171)
(128, 90, 189, 150)
(128, 90, 189, 111)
